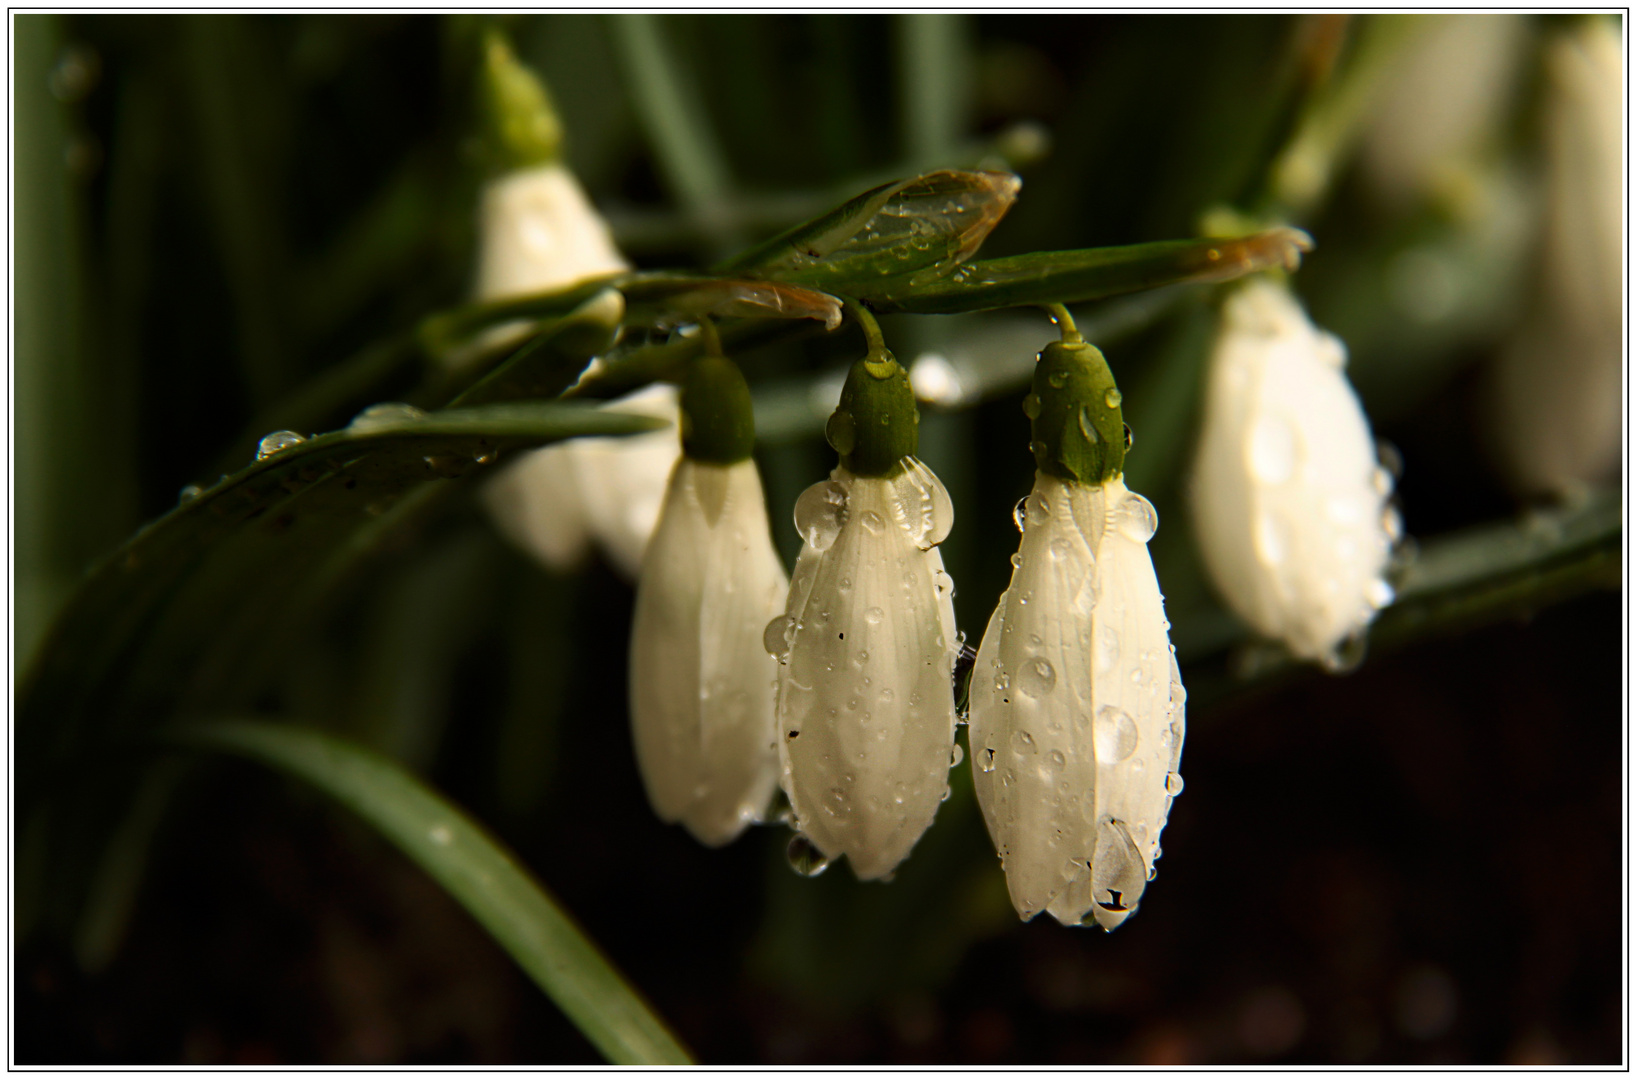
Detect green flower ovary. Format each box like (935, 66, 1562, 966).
(1025, 339, 1125, 485)
(826, 352, 920, 478)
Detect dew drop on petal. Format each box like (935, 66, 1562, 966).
(1164, 772, 1186, 797)
(1010, 551, 1023, 569)
(979, 747, 997, 773)
(1078, 406, 1101, 444)
(1012, 497, 1029, 533)
(864, 606, 884, 625)
(950, 743, 965, 767)
(785, 835, 832, 877)
(1017, 656, 1057, 698)
(1047, 749, 1066, 771)
(794, 481, 848, 550)
(1012, 730, 1035, 753)
(1113, 492, 1158, 543)
(1092, 705, 1139, 762)
(1246, 415, 1297, 484)
(1366, 579, 1396, 610)
(763, 614, 796, 659)
(859, 509, 885, 534)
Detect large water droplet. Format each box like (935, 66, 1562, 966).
(950, 743, 965, 767)
(1246, 415, 1296, 484)
(1104, 388, 1122, 409)
(1012, 498, 1029, 534)
(1021, 393, 1041, 420)
(786, 835, 832, 877)
(1123, 423, 1134, 451)
(1164, 771, 1185, 797)
(256, 430, 306, 460)
(347, 401, 427, 435)
(1078, 406, 1101, 445)
(825, 409, 857, 455)
(1090, 819, 1147, 926)
(1009, 551, 1023, 569)
(1092, 705, 1139, 762)
(1366, 578, 1395, 610)
(864, 606, 884, 625)
(763, 614, 796, 659)
(1017, 656, 1057, 698)
(793, 480, 848, 551)
(1113, 493, 1158, 544)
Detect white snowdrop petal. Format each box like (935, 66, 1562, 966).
(777, 463, 959, 880)
(630, 459, 788, 846)
(1190, 280, 1394, 663)
(970, 473, 1184, 929)
(487, 383, 682, 578)
(475, 162, 629, 303)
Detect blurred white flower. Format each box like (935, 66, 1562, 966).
(474, 161, 629, 304)
(629, 457, 788, 846)
(482, 382, 679, 579)
(969, 472, 1185, 929)
(1190, 279, 1398, 666)
(1486, 18, 1623, 496)
(770, 458, 959, 881)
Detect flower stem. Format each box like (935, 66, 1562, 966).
(1041, 302, 1082, 344)
(845, 298, 888, 359)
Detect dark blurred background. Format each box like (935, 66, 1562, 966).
(14, 13, 1623, 1064)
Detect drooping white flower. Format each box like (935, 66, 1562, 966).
(630, 457, 788, 845)
(1486, 18, 1623, 496)
(474, 160, 629, 306)
(482, 382, 679, 579)
(967, 330, 1184, 929)
(1189, 279, 1398, 666)
(971, 473, 1184, 929)
(772, 352, 959, 881)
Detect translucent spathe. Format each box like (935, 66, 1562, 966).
(629, 458, 788, 846)
(483, 383, 680, 579)
(772, 459, 959, 881)
(1190, 280, 1397, 665)
(969, 472, 1185, 929)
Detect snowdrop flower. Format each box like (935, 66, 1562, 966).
(1190, 279, 1398, 666)
(770, 340, 959, 881)
(1486, 18, 1622, 496)
(628, 355, 788, 846)
(969, 320, 1185, 929)
(482, 382, 680, 579)
(469, 31, 681, 578)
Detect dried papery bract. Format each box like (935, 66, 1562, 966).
(1189, 279, 1398, 666)
(969, 329, 1185, 929)
(773, 346, 959, 880)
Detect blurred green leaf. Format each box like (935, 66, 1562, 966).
(19, 400, 666, 809)
(173, 719, 693, 1065)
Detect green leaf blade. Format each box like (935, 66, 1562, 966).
(173, 720, 693, 1065)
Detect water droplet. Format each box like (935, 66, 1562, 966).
(1025, 491, 1051, 526)
(1246, 415, 1296, 484)
(256, 430, 306, 460)
(1090, 818, 1147, 925)
(995, 671, 1010, 692)
(1021, 393, 1042, 420)
(1104, 388, 1122, 409)
(428, 824, 453, 846)
(1049, 537, 1074, 562)
(979, 748, 997, 773)
(177, 484, 203, 504)
(864, 607, 884, 625)
(1009, 551, 1023, 569)
(824, 409, 856, 455)
(1253, 511, 1288, 565)
(1017, 656, 1057, 698)
(793, 480, 848, 551)
(347, 401, 427, 434)
(1123, 423, 1134, 451)
(1366, 578, 1396, 609)
(786, 835, 832, 877)
(1012, 730, 1035, 753)
(1164, 771, 1185, 797)
(859, 509, 885, 534)
(1012, 498, 1029, 533)
(763, 615, 796, 659)
(1078, 406, 1101, 444)
(1095, 626, 1120, 674)
(1381, 506, 1404, 543)
(1047, 749, 1066, 771)
(950, 744, 965, 767)
(1092, 706, 1139, 762)
(1113, 492, 1158, 543)
(1369, 466, 1394, 497)
(1047, 369, 1069, 389)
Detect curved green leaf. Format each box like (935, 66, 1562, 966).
(871, 227, 1314, 313)
(18, 401, 667, 809)
(172, 720, 693, 1065)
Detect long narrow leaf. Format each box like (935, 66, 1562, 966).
(172, 720, 693, 1065)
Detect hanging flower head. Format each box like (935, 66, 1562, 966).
(469, 29, 680, 579)
(628, 350, 788, 846)
(770, 315, 959, 881)
(968, 312, 1185, 929)
(1189, 278, 1398, 667)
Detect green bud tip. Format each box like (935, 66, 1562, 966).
(480, 28, 563, 173)
(681, 355, 755, 464)
(1028, 340, 1125, 485)
(827, 350, 918, 477)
